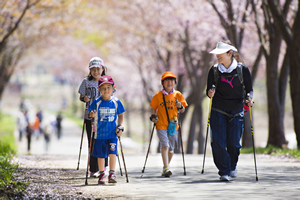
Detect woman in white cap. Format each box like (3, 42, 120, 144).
(78, 57, 108, 177)
(206, 40, 254, 181)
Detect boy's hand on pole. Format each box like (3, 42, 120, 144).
(116, 125, 124, 137)
(117, 130, 123, 137)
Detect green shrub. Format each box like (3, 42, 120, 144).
(0, 113, 29, 199)
(0, 112, 17, 152)
(0, 141, 29, 198)
(241, 145, 300, 159)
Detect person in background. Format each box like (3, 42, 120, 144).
(56, 112, 63, 139)
(24, 110, 32, 152)
(17, 110, 27, 141)
(36, 107, 43, 133)
(33, 114, 40, 140)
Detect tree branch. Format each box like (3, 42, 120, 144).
(251, 0, 269, 55)
(207, 0, 230, 30)
(0, 0, 30, 49)
(267, 0, 293, 45)
(239, 0, 250, 47)
(250, 45, 264, 83)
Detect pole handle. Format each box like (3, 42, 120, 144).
(212, 84, 216, 91)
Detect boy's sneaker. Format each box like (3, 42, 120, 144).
(90, 171, 100, 178)
(108, 173, 117, 183)
(230, 169, 237, 178)
(219, 175, 230, 181)
(162, 167, 172, 177)
(98, 173, 106, 184)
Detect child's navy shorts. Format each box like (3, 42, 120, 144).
(92, 137, 118, 158)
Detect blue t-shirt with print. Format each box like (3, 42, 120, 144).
(88, 96, 125, 139)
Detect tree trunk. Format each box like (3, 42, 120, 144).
(124, 95, 131, 137)
(197, 101, 204, 154)
(290, 8, 300, 148)
(266, 44, 286, 147)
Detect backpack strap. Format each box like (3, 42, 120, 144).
(236, 62, 244, 85)
(236, 63, 246, 101)
(213, 64, 219, 87)
(162, 93, 170, 123)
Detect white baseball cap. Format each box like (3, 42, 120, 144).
(89, 57, 104, 69)
(209, 42, 238, 54)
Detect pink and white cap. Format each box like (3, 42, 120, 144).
(209, 42, 238, 54)
(89, 57, 104, 69)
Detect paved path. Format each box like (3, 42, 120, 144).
(16, 153, 300, 200)
(12, 109, 300, 200)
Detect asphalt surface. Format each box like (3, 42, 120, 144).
(14, 113, 300, 200)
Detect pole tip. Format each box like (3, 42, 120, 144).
(201, 170, 204, 174)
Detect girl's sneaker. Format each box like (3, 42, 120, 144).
(108, 173, 117, 183)
(98, 173, 106, 184)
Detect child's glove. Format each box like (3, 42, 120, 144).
(150, 114, 158, 123)
(175, 99, 183, 109)
(116, 125, 124, 133)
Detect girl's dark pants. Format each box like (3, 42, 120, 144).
(86, 120, 108, 172)
(210, 105, 244, 176)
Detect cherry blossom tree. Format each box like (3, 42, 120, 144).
(0, 0, 40, 101)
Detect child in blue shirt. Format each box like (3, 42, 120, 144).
(88, 75, 125, 184)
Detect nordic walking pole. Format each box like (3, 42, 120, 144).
(177, 112, 186, 175)
(201, 85, 215, 174)
(117, 153, 123, 176)
(85, 119, 94, 185)
(77, 107, 87, 170)
(247, 93, 258, 181)
(118, 136, 129, 183)
(142, 123, 156, 173)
